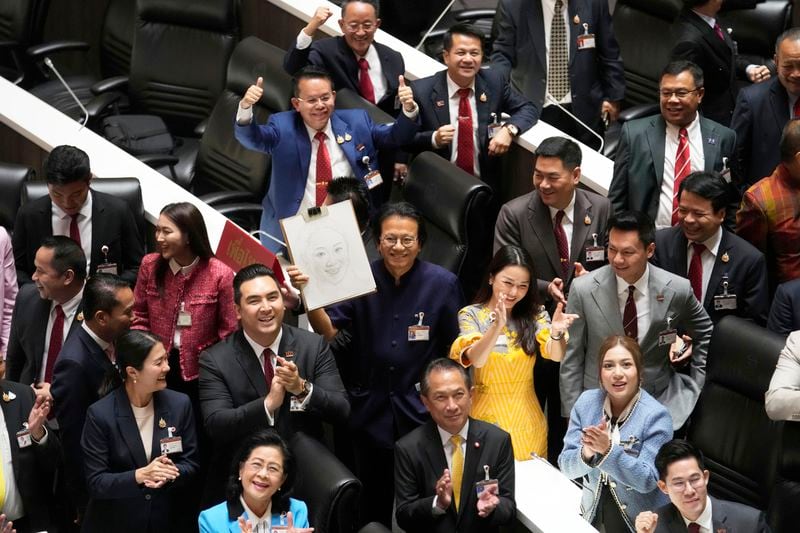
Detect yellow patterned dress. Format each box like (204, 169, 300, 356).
(449, 304, 553, 460)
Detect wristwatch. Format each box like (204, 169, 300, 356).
(296, 379, 312, 399)
(503, 123, 519, 137)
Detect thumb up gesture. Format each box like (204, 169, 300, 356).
(241, 77, 264, 109)
(397, 75, 417, 113)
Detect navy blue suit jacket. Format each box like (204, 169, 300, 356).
(234, 108, 418, 253)
(768, 278, 800, 335)
(731, 76, 788, 187)
(653, 497, 770, 532)
(490, 0, 625, 127)
(407, 68, 538, 190)
(81, 388, 199, 533)
(283, 36, 405, 116)
(652, 226, 768, 325)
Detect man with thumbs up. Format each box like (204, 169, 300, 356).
(235, 65, 419, 254)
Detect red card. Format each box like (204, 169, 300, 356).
(215, 220, 284, 283)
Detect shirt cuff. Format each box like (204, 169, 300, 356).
(745, 64, 758, 76)
(297, 29, 313, 48)
(432, 496, 446, 515)
(402, 103, 419, 120)
(236, 105, 254, 125)
(264, 403, 275, 426)
(431, 131, 440, 149)
(296, 382, 314, 409)
(33, 426, 49, 445)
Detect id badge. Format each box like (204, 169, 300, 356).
(658, 328, 677, 347)
(476, 478, 499, 497)
(160, 436, 183, 455)
(408, 325, 430, 342)
(16, 429, 32, 448)
(364, 170, 384, 190)
(95, 262, 119, 275)
(585, 246, 604, 263)
(487, 123, 502, 139)
(714, 293, 737, 310)
(577, 33, 596, 50)
(177, 308, 192, 327)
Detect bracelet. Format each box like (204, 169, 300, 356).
(550, 331, 564, 341)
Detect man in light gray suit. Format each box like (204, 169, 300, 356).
(765, 331, 800, 421)
(560, 211, 713, 430)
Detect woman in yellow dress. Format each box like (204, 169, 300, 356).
(450, 245, 578, 460)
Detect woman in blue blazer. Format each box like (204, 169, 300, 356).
(80, 330, 199, 532)
(559, 335, 673, 533)
(199, 429, 312, 532)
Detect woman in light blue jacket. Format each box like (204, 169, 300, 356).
(559, 335, 673, 532)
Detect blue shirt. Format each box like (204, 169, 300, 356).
(327, 259, 464, 448)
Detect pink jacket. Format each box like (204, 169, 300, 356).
(132, 253, 237, 381)
(0, 227, 18, 358)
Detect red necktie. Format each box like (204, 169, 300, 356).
(69, 214, 81, 248)
(455, 88, 475, 175)
(793, 98, 800, 119)
(623, 286, 638, 340)
(688, 523, 701, 533)
(357, 58, 376, 104)
(672, 128, 690, 226)
(44, 305, 65, 383)
(713, 23, 725, 42)
(262, 348, 274, 391)
(314, 131, 332, 206)
(688, 242, 705, 302)
(553, 210, 570, 280)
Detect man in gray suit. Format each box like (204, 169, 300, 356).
(765, 331, 800, 421)
(608, 60, 737, 229)
(560, 211, 713, 431)
(635, 440, 770, 532)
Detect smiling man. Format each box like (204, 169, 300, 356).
(198, 263, 349, 505)
(652, 171, 767, 325)
(635, 440, 770, 533)
(608, 60, 737, 229)
(560, 211, 713, 431)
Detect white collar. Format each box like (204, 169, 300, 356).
(81, 321, 111, 351)
(682, 495, 713, 531)
(304, 119, 335, 144)
(687, 226, 723, 257)
(666, 113, 701, 136)
(446, 74, 476, 100)
(616, 264, 650, 296)
(239, 496, 272, 527)
(54, 286, 84, 317)
(547, 192, 577, 222)
(436, 420, 470, 448)
(691, 9, 718, 29)
(242, 328, 283, 359)
(52, 189, 92, 221)
(168, 255, 200, 276)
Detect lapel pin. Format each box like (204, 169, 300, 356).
(656, 294, 665, 302)
(1, 392, 9, 402)
(721, 252, 730, 263)
(436, 100, 445, 107)
(284, 351, 294, 359)
(344, 133, 352, 142)
(479, 93, 487, 102)
(158, 418, 167, 429)
(356, 143, 366, 152)
(77, 312, 84, 322)
(474, 441, 480, 448)
(584, 214, 591, 225)
(336, 135, 345, 144)
(573, 15, 581, 25)
(707, 137, 716, 145)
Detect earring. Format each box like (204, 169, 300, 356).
(133, 378, 138, 384)
(238, 476, 241, 481)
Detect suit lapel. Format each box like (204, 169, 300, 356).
(642, 268, 675, 350)
(687, 11, 732, 64)
(151, 392, 172, 461)
(90, 192, 105, 268)
(32, 297, 52, 381)
(275, 327, 297, 420)
(456, 421, 484, 523)
(700, 118, 721, 172)
(233, 331, 268, 398)
(769, 78, 790, 131)
(672, 228, 690, 277)
(646, 116, 667, 185)
(337, 37, 360, 92)
(376, 43, 397, 96)
(430, 73, 452, 159)
(569, 192, 592, 269)
(590, 269, 623, 332)
(528, 194, 562, 276)
(567, 0, 580, 67)
(114, 388, 149, 468)
(331, 113, 362, 177)
(421, 422, 448, 492)
(475, 73, 491, 151)
(294, 114, 312, 187)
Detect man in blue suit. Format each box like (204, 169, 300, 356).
(408, 23, 538, 192)
(235, 65, 419, 253)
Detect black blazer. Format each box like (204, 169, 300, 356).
(407, 68, 538, 190)
(671, 9, 749, 127)
(653, 497, 770, 532)
(767, 278, 800, 335)
(80, 388, 199, 533)
(652, 226, 768, 325)
(0, 379, 60, 531)
(394, 418, 516, 533)
(12, 190, 144, 286)
(198, 326, 349, 503)
(494, 188, 611, 300)
(283, 35, 405, 116)
(6, 283, 82, 385)
(51, 325, 116, 510)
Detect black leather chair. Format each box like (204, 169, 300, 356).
(719, 0, 792, 72)
(357, 523, 391, 533)
(0, 0, 50, 84)
(403, 151, 494, 300)
(687, 316, 785, 512)
(21, 177, 147, 246)
(0, 162, 35, 231)
(289, 432, 360, 533)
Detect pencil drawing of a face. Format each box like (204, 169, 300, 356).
(307, 228, 349, 284)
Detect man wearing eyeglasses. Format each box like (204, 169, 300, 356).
(287, 202, 465, 529)
(608, 60, 737, 230)
(634, 440, 769, 533)
(235, 65, 419, 254)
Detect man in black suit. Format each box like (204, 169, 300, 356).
(671, 0, 771, 127)
(767, 278, 800, 335)
(12, 145, 144, 286)
(6, 237, 86, 405)
(395, 358, 516, 533)
(408, 23, 538, 192)
(635, 439, 770, 533)
(491, 0, 625, 149)
(0, 379, 61, 532)
(652, 171, 768, 325)
(609, 60, 737, 228)
(732, 28, 800, 188)
(493, 136, 610, 462)
(51, 273, 133, 524)
(198, 263, 349, 504)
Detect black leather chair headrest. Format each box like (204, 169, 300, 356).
(0, 162, 34, 231)
(227, 36, 292, 113)
(617, 0, 682, 20)
(137, 0, 238, 33)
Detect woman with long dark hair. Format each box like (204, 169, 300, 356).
(449, 245, 578, 459)
(132, 202, 237, 404)
(81, 330, 199, 532)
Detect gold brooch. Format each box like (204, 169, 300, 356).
(158, 418, 166, 429)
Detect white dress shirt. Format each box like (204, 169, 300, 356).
(295, 31, 388, 103)
(547, 191, 577, 251)
(616, 265, 651, 345)
(658, 114, 705, 229)
(39, 288, 84, 384)
(686, 226, 722, 303)
(431, 420, 470, 513)
(240, 496, 272, 533)
(81, 321, 111, 355)
(432, 75, 480, 177)
(681, 495, 713, 533)
(298, 121, 354, 213)
(542, 0, 571, 105)
(131, 401, 155, 463)
(51, 191, 93, 274)
(169, 256, 200, 349)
